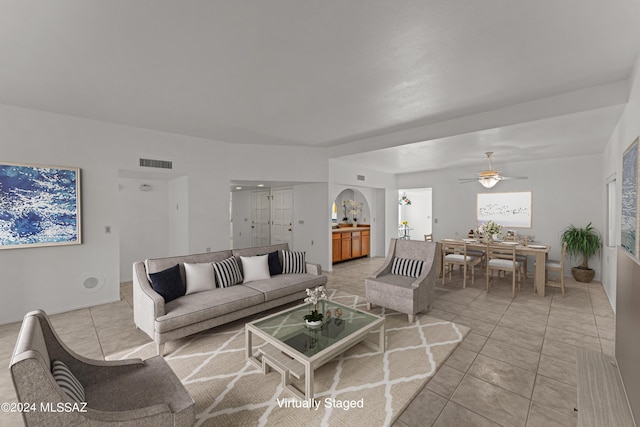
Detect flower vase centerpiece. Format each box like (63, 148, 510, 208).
(476, 220, 503, 243)
(341, 200, 350, 224)
(303, 286, 327, 328)
(349, 200, 363, 224)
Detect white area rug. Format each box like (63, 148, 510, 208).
(110, 291, 469, 426)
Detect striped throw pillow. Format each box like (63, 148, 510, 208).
(52, 360, 85, 403)
(282, 250, 306, 274)
(391, 257, 424, 278)
(213, 257, 243, 288)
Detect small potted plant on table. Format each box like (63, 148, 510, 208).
(561, 222, 602, 283)
(303, 286, 327, 328)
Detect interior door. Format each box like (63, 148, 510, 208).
(251, 190, 271, 246)
(271, 188, 293, 246)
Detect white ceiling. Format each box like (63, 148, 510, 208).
(1, 1, 639, 174)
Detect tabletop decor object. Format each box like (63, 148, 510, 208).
(303, 285, 327, 327)
(561, 222, 602, 283)
(477, 220, 503, 242)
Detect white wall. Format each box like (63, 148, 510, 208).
(231, 190, 253, 249)
(602, 56, 640, 311)
(118, 177, 170, 282)
(293, 183, 330, 269)
(398, 154, 605, 279)
(0, 104, 331, 324)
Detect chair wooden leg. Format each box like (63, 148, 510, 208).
(408, 314, 414, 323)
(157, 343, 165, 356)
(463, 264, 467, 289)
(367, 302, 372, 310)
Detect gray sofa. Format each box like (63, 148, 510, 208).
(133, 243, 327, 355)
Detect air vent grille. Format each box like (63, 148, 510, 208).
(357, 174, 365, 181)
(140, 158, 173, 169)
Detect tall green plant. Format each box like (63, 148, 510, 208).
(560, 222, 602, 270)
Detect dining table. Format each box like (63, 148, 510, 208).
(436, 239, 552, 297)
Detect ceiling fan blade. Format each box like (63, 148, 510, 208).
(499, 176, 528, 180)
(458, 179, 478, 184)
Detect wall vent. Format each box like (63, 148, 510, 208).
(357, 174, 365, 181)
(140, 158, 173, 169)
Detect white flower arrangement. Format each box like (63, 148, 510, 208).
(304, 286, 327, 322)
(477, 220, 502, 237)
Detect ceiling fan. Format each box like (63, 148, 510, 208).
(458, 152, 528, 188)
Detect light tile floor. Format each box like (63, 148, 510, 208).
(0, 256, 615, 427)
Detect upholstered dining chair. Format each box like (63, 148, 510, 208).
(365, 238, 437, 322)
(441, 240, 483, 288)
(545, 242, 567, 296)
(486, 244, 523, 298)
(10, 310, 195, 427)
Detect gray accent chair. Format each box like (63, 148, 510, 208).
(365, 239, 437, 322)
(9, 310, 195, 427)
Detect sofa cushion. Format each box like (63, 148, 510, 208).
(241, 255, 271, 283)
(156, 286, 264, 333)
(391, 257, 424, 278)
(365, 273, 416, 294)
(213, 257, 243, 288)
(265, 250, 282, 276)
(282, 250, 306, 274)
(184, 262, 216, 295)
(149, 264, 186, 303)
(52, 360, 85, 403)
(243, 273, 325, 302)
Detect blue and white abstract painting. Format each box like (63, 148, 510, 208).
(0, 163, 81, 249)
(622, 139, 638, 257)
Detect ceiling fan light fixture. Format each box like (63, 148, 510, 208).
(479, 176, 499, 188)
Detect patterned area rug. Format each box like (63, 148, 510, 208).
(109, 291, 469, 426)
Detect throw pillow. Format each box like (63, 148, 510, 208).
(282, 250, 306, 274)
(264, 250, 282, 276)
(241, 255, 271, 283)
(52, 360, 85, 403)
(183, 262, 216, 295)
(149, 264, 186, 303)
(213, 257, 243, 288)
(391, 257, 424, 278)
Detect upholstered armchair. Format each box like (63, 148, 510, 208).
(365, 238, 438, 322)
(9, 310, 195, 427)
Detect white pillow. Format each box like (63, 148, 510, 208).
(183, 262, 216, 295)
(241, 255, 271, 283)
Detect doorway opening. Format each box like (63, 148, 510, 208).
(398, 188, 432, 241)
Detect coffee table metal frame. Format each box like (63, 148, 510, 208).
(245, 300, 385, 400)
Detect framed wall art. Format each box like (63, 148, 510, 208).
(621, 137, 639, 257)
(477, 191, 532, 228)
(0, 162, 81, 249)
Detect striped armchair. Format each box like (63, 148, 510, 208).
(365, 239, 438, 322)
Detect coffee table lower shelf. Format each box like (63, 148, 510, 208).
(249, 344, 307, 400)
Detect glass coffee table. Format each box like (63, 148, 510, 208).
(245, 300, 385, 400)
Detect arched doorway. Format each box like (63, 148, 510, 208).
(331, 188, 374, 265)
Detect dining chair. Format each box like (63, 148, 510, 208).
(545, 242, 567, 296)
(486, 244, 523, 298)
(442, 240, 483, 288)
(424, 234, 433, 242)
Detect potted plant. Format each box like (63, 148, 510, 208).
(560, 222, 602, 283)
(303, 286, 327, 328)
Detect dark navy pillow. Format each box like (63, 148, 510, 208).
(266, 251, 282, 276)
(149, 264, 186, 303)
